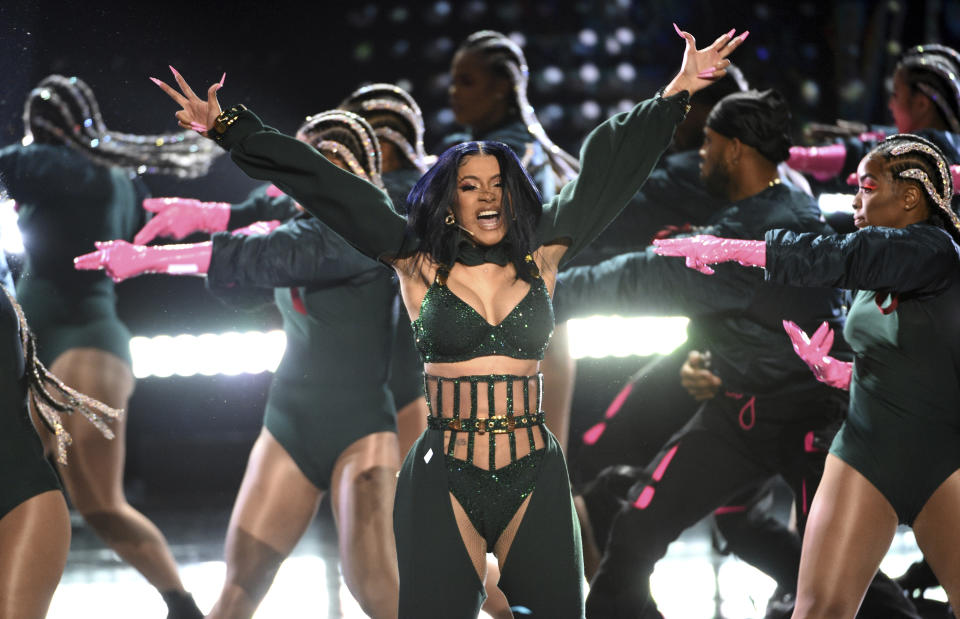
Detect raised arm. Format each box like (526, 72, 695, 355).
(150, 68, 410, 263)
(538, 26, 748, 266)
(206, 216, 384, 290)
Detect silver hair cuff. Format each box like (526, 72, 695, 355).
(898, 168, 960, 232)
(23, 75, 220, 178)
(2, 285, 122, 465)
(299, 111, 383, 188)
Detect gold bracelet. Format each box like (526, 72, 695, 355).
(212, 104, 248, 135)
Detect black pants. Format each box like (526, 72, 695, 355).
(575, 346, 803, 591)
(394, 427, 585, 618)
(586, 389, 841, 618)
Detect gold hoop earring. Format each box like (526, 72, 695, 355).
(445, 212, 456, 226)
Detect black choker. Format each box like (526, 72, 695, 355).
(454, 238, 512, 267)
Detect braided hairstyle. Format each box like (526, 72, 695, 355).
(23, 75, 219, 178)
(897, 44, 960, 133)
(296, 110, 384, 189)
(869, 133, 960, 242)
(456, 30, 580, 184)
(339, 83, 432, 174)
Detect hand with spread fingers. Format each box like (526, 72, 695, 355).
(664, 24, 749, 98)
(149, 66, 225, 134)
(74, 240, 211, 282)
(134, 197, 231, 244)
(652, 234, 766, 275)
(782, 320, 852, 390)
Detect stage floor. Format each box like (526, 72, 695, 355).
(46, 500, 941, 618)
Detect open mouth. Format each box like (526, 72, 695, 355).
(476, 209, 502, 230)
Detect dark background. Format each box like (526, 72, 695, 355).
(1, 0, 957, 506)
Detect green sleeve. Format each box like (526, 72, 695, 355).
(538, 90, 689, 265)
(555, 247, 755, 321)
(229, 184, 299, 229)
(214, 109, 413, 262)
(765, 224, 960, 295)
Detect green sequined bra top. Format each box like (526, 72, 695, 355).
(412, 265, 554, 363)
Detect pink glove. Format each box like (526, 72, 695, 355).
(74, 240, 211, 282)
(652, 235, 766, 275)
(786, 144, 846, 181)
(134, 198, 231, 245)
(782, 320, 851, 390)
(231, 220, 282, 236)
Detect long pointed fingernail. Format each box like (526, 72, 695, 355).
(739, 31, 750, 42)
(673, 23, 684, 38)
(219, 72, 226, 87)
(697, 68, 716, 79)
(149, 77, 164, 87)
(190, 122, 207, 132)
(726, 28, 736, 38)
(169, 65, 181, 78)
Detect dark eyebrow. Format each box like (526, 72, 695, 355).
(458, 174, 502, 182)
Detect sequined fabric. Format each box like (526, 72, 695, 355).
(412, 276, 554, 363)
(445, 448, 545, 549)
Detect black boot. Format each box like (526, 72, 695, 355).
(161, 590, 204, 619)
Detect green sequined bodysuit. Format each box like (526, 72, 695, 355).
(412, 266, 554, 363)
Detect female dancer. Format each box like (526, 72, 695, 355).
(653, 133, 960, 618)
(0, 74, 218, 618)
(79, 110, 407, 618)
(150, 26, 743, 616)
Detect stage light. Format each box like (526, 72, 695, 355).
(434, 108, 455, 127)
(605, 36, 621, 56)
(424, 36, 454, 60)
(578, 29, 598, 47)
(508, 31, 526, 48)
(0, 199, 24, 254)
(800, 79, 820, 106)
(615, 27, 635, 46)
(579, 63, 600, 84)
(353, 41, 374, 63)
(461, 0, 487, 21)
(428, 72, 451, 96)
(580, 100, 601, 120)
(425, 1, 451, 24)
(540, 103, 564, 129)
(541, 66, 564, 86)
(567, 316, 689, 359)
(818, 193, 854, 214)
(616, 62, 636, 82)
(389, 6, 409, 22)
(129, 330, 287, 378)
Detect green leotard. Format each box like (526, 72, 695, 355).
(0, 144, 146, 366)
